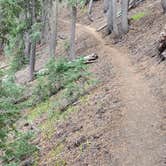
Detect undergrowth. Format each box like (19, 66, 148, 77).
(30, 57, 90, 105)
(1, 57, 95, 165)
(131, 12, 146, 21)
(0, 75, 38, 165)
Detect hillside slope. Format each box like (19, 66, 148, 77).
(34, 1, 165, 164)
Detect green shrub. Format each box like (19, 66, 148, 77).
(131, 12, 146, 21)
(0, 76, 23, 142)
(31, 57, 88, 104)
(0, 76, 38, 166)
(1, 132, 38, 165)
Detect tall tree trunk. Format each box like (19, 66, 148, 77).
(24, 32, 31, 58)
(107, 0, 113, 34)
(88, 0, 93, 21)
(41, 0, 48, 44)
(29, 0, 36, 81)
(69, 6, 77, 59)
(30, 42, 36, 81)
(88, 0, 93, 15)
(49, 0, 58, 58)
(121, 0, 129, 34)
(112, 0, 119, 36)
(104, 0, 109, 13)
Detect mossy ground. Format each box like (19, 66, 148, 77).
(26, 88, 90, 165)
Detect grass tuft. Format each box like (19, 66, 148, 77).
(131, 12, 146, 21)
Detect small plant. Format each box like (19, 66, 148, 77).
(1, 132, 38, 165)
(0, 76, 38, 166)
(131, 12, 146, 21)
(63, 40, 70, 52)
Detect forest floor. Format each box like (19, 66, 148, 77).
(36, 0, 165, 164)
(38, 21, 165, 166)
(0, 0, 165, 165)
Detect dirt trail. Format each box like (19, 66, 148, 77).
(76, 23, 165, 166)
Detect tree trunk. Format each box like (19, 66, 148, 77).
(107, 0, 113, 34)
(41, 0, 48, 44)
(49, 0, 58, 58)
(24, 32, 31, 58)
(104, 0, 109, 13)
(69, 6, 77, 59)
(88, 0, 93, 15)
(29, 0, 36, 81)
(88, 0, 93, 21)
(121, 0, 129, 34)
(112, 0, 119, 36)
(161, 0, 166, 13)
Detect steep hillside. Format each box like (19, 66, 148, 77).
(0, 0, 165, 166)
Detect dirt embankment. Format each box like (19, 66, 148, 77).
(38, 13, 165, 165)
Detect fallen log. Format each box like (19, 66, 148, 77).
(83, 53, 98, 64)
(96, 23, 107, 32)
(0, 64, 9, 70)
(37, 53, 98, 75)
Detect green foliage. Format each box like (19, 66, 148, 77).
(31, 57, 88, 104)
(0, 76, 38, 165)
(1, 132, 38, 165)
(0, 69, 5, 78)
(63, 40, 70, 52)
(4, 34, 27, 73)
(30, 23, 42, 43)
(67, 0, 86, 7)
(131, 12, 146, 21)
(0, 0, 43, 72)
(0, 76, 22, 144)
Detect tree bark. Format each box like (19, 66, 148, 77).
(88, 0, 94, 21)
(29, 0, 36, 81)
(41, 0, 48, 44)
(49, 0, 58, 58)
(69, 6, 77, 59)
(107, 0, 113, 34)
(161, 0, 166, 13)
(104, 0, 109, 13)
(121, 0, 129, 34)
(112, 0, 119, 36)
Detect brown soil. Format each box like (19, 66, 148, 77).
(37, 20, 165, 165)
(3, 0, 166, 165)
